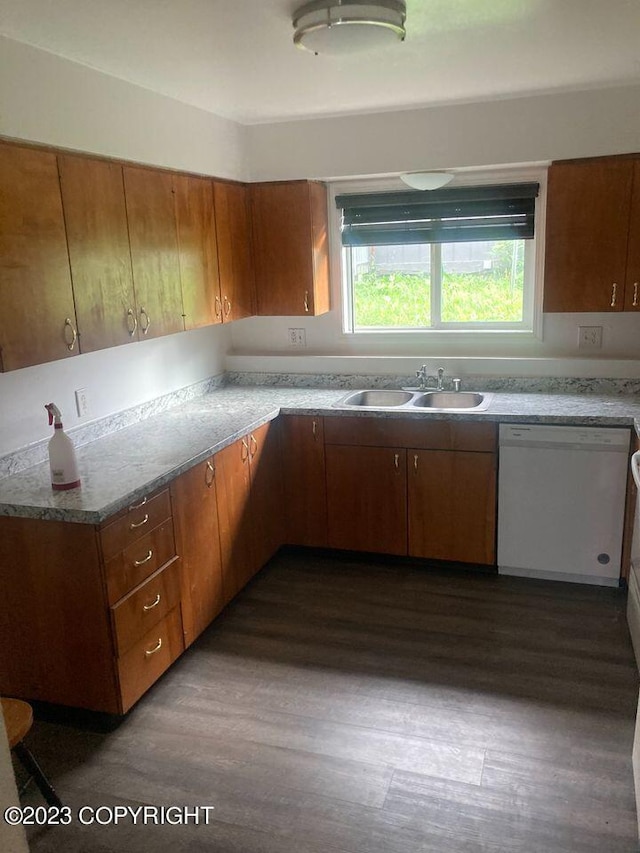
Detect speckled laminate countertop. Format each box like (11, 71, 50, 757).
(1, 385, 639, 524)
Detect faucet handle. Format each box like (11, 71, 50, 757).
(453, 378, 461, 392)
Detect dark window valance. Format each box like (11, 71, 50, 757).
(335, 183, 539, 246)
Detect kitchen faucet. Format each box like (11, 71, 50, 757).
(415, 364, 446, 391)
(414, 365, 461, 392)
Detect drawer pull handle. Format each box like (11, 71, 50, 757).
(394, 453, 399, 469)
(205, 460, 215, 487)
(214, 296, 222, 319)
(140, 307, 151, 335)
(304, 291, 310, 313)
(134, 550, 153, 567)
(312, 420, 317, 439)
(249, 434, 258, 457)
(129, 496, 147, 511)
(143, 593, 161, 611)
(634, 282, 639, 307)
(129, 513, 149, 530)
(126, 307, 138, 336)
(241, 439, 249, 462)
(414, 453, 419, 471)
(611, 282, 617, 307)
(145, 638, 162, 657)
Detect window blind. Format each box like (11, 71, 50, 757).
(335, 183, 539, 246)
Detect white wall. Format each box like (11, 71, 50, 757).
(0, 325, 230, 458)
(0, 36, 248, 179)
(246, 85, 640, 181)
(0, 37, 242, 459)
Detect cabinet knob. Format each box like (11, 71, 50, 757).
(610, 283, 617, 308)
(63, 317, 77, 351)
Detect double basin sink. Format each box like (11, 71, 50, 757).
(335, 389, 493, 412)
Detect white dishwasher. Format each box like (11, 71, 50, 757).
(498, 423, 630, 586)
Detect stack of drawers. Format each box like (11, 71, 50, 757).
(99, 488, 184, 712)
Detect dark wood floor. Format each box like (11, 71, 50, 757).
(19, 551, 640, 852)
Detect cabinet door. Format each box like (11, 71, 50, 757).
(408, 450, 496, 565)
(325, 445, 407, 555)
(213, 181, 255, 321)
(58, 154, 138, 352)
(215, 437, 253, 604)
(171, 458, 224, 647)
(625, 161, 640, 312)
(174, 174, 222, 329)
(281, 415, 328, 547)
(252, 181, 330, 317)
(248, 420, 284, 573)
(0, 144, 78, 371)
(543, 159, 634, 312)
(123, 166, 184, 339)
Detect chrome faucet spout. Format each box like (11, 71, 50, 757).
(436, 367, 445, 391)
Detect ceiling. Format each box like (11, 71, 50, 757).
(2, 0, 639, 124)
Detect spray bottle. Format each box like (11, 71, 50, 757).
(45, 403, 81, 491)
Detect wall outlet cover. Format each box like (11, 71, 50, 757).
(578, 326, 603, 350)
(288, 328, 307, 347)
(75, 388, 90, 418)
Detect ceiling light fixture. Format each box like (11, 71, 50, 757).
(292, 0, 407, 56)
(400, 172, 455, 191)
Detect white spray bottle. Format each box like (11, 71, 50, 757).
(45, 403, 81, 491)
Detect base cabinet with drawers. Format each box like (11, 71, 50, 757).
(0, 488, 183, 714)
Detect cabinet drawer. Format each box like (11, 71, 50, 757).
(324, 416, 497, 452)
(104, 520, 177, 605)
(117, 606, 183, 713)
(100, 490, 172, 561)
(111, 558, 181, 655)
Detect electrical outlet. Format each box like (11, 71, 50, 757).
(75, 388, 90, 418)
(578, 326, 603, 350)
(288, 328, 306, 347)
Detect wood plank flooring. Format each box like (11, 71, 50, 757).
(18, 550, 640, 852)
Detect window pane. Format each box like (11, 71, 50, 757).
(351, 245, 431, 328)
(440, 240, 524, 323)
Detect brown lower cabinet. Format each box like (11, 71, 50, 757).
(0, 414, 498, 714)
(281, 415, 328, 547)
(326, 445, 408, 555)
(324, 417, 498, 563)
(408, 449, 497, 565)
(171, 457, 224, 648)
(215, 421, 283, 604)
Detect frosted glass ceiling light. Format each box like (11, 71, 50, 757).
(400, 172, 455, 190)
(293, 0, 407, 56)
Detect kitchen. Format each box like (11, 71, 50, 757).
(2, 2, 640, 851)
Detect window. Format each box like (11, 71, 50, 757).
(336, 182, 540, 333)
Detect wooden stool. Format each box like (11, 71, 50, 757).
(1, 698, 62, 807)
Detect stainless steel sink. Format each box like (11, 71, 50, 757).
(341, 389, 414, 407)
(413, 391, 487, 409)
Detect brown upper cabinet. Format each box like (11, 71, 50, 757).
(174, 174, 222, 330)
(213, 181, 256, 322)
(251, 180, 330, 317)
(543, 157, 640, 312)
(58, 154, 139, 352)
(0, 143, 79, 371)
(123, 165, 185, 339)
